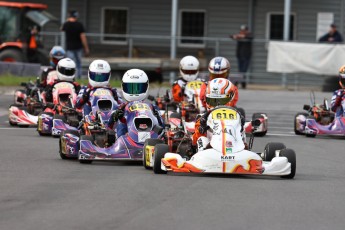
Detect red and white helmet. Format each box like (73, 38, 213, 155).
(179, 55, 199, 82)
(208, 57, 230, 80)
(205, 78, 236, 109)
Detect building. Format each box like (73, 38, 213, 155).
(8, 0, 345, 88)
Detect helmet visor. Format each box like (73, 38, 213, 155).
(58, 66, 75, 76)
(89, 71, 110, 82)
(206, 96, 231, 107)
(181, 69, 198, 75)
(122, 82, 148, 95)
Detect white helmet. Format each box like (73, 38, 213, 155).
(56, 58, 76, 82)
(208, 57, 230, 80)
(88, 59, 111, 88)
(179, 55, 199, 82)
(122, 69, 149, 102)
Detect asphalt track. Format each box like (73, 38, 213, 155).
(0, 89, 345, 230)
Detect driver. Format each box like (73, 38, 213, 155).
(331, 65, 345, 117)
(76, 59, 123, 116)
(44, 58, 81, 103)
(192, 78, 243, 149)
(108, 69, 164, 138)
(40, 46, 66, 88)
(199, 57, 239, 108)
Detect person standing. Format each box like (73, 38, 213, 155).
(318, 24, 343, 43)
(61, 10, 90, 79)
(230, 24, 253, 75)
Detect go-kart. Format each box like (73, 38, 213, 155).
(294, 91, 336, 137)
(37, 81, 78, 136)
(9, 78, 44, 127)
(78, 101, 164, 164)
(151, 106, 296, 179)
(59, 92, 118, 159)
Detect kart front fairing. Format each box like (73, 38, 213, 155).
(305, 116, 345, 136)
(79, 102, 163, 161)
(8, 105, 38, 126)
(160, 107, 291, 176)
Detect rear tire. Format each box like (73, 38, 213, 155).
(294, 112, 308, 135)
(78, 135, 93, 164)
(0, 49, 24, 62)
(153, 144, 169, 174)
(280, 148, 296, 179)
(263, 142, 286, 161)
(143, 139, 164, 169)
(59, 130, 79, 160)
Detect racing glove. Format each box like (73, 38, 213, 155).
(111, 109, 124, 122)
(198, 116, 209, 134)
(82, 88, 90, 102)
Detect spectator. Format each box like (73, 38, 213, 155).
(61, 10, 90, 79)
(230, 24, 253, 75)
(319, 24, 343, 43)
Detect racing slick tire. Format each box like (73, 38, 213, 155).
(294, 112, 308, 135)
(143, 138, 165, 169)
(153, 144, 169, 174)
(279, 148, 296, 179)
(263, 142, 286, 161)
(252, 112, 267, 137)
(37, 112, 54, 136)
(59, 130, 79, 160)
(237, 107, 246, 120)
(78, 135, 93, 164)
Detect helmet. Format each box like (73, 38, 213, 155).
(179, 55, 199, 82)
(49, 46, 66, 68)
(56, 58, 76, 82)
(205, 78, 236, 109)
(122, 69, 149, 101)
(208, 57, 230, 80)
(339, 65, 345, 88)
(88, 60, 111, 88)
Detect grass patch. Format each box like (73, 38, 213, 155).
(0, 73, 122, 87)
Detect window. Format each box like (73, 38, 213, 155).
(267, 12, 295, 40)
(179, 10, 206, 47)
(101, 7, 128, 44)
(0, 6, 18, 42)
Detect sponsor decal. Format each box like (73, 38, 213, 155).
(211, 108, 237, 120)
(93, 89, 112, 96)
(225, 141, 233, 147)
(225, 148, 232, 153)
(130, 75, 139, 79)
(129, 103, 150, 111)
(221, 155, 235, 161)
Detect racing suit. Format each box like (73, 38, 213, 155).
(331, 89, 345, 117)
(192, 98, 239, 146)
(108, 101, 165, 138)
(76, 85, 123, 116)
(171, 78, 188, 102)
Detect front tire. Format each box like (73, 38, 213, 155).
(143, 138, 164, 170)
(153, 144, 169, 174)
(294, 112, 308, 135)
(263, 142, 286, 161)
(59, 130, 79, 160)
(280, 148, 296, 179)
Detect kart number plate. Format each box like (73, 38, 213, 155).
(186, 81, 202, 90)
(138, 132, 151, 143)
(129, 103, 150, 112)
(211, 108, 237, 120)
(93, 89, 112, 96)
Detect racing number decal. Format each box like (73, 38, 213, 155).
(186, 81, 202, 90)
(129, 103, 150, 112)
(93, 89, 112, 96)
(211, 109, 237, 120)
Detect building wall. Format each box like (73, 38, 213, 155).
(9, 0, 345, 85)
